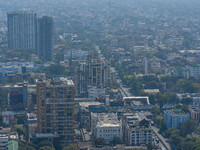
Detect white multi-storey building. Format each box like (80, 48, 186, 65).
(189, 66, 200, 79)
(91, 113, 122, 144)
(123, 113, 153, 146)
(0, 135, 8, 150)
(190, 107, 200, 125)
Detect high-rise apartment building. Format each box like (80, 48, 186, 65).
(36, 77, 75, 146)
(87, 53, 111, 87)
(76, 62, 88, 95)
(76, 52, 111, 96)
(7, 11, 37, 50)
(37, 16, 53, 61)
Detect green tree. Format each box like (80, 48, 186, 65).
(193, 140, 200, 150)
(34, 59, 43, 64)
(18, 141, 36, 150)
(111, 137, 123, 145)
(15, 114, 26, 124)
(160, 75, 173, 82)
(175, 104, 189, 113)
(44, 64, 69, 78)
(154, 115, 163, 128)
(170, 134, 183, 146)
(39, 146, 55, 150)
(166, 128, 180, 138)
(147, 143, 159, 150)
(37, 140, 54, 150)
(93, 138, 106, 146)
(149, 94, 156, 105)
(151, 107, 160, 116)
(166, 92, 179, 104)
(177, 141, 194, 150)
(55, 51, 64, 63)
(143, 75, 159, 83)
(179, 119, 198, 137)
(144, 81, 162, 89)
(177, 137, 198, 150)
(62, 144, 79, 150)
(155, 92, 169, 112)
(13, 125, 28, 138)
(181, 98, 193, 105)
(176, 79, 196, 93)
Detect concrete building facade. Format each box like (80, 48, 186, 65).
(8, 82, 28, 106)
(164, 109, 190, 129)
(123, 113, 153, 146)
(7, 11, 37, 50)
(91, 113, 122, 144)
(190, 107, 200, 125)
(76, 52, 111, 97)
(36, 77, 75, 146)
(37, 16, 53, 61)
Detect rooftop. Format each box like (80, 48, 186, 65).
(36, 77, 74, 86)
(143, 89, 160, 93)
(79, 102, 102, 108)
(123, 113, 150, 128)
(190, 107, 200, 112)
(165, 109, 190, 116)
(92, 113, 121, 128)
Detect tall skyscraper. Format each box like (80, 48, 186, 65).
(7, 11, 37, 50)
(36, 77, 75, 146)
(37, 16, 53, 61)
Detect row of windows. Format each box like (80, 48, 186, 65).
(132, 130, 152, 133)
(99, 134, 118, 137)
(99, 129, 120, 133)
(132, 136, 152, 138)
(131, 140, 152, 144)
(41, 88, 73, 98)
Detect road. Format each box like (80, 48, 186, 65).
(151, 126, 172, 150)
(111, 67, 133, 97)
(96, 45, 133, 97)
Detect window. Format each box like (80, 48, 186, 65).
(46, 88, 50, 98)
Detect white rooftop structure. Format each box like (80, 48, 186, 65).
(91, 113, 122, 144)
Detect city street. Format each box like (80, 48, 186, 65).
(111, 67, 133, 97)
(151, 126, 172, 150)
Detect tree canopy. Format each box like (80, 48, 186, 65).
(62, 144, 79, 150)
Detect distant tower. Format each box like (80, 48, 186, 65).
(7, 11, 37, 50)
(37, 16, 53, 61)
(69, 49, 72, 65)
(144, 58, 148, 75)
